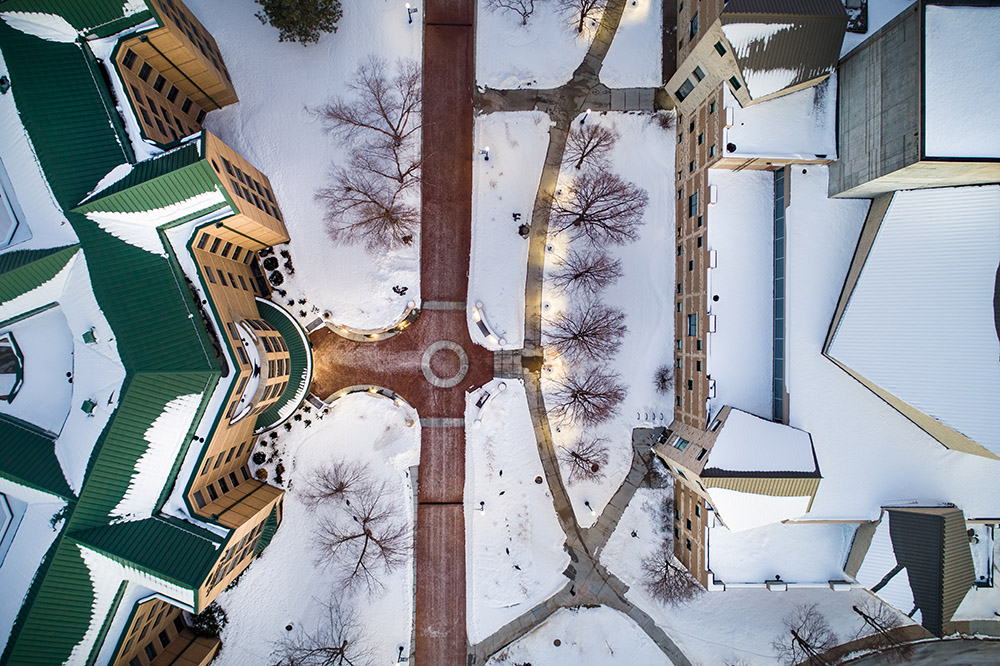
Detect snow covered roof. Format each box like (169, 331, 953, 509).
(853, 506, 975, 636)
(722, 72, 836, 159)
(707, 521, 853, 584)
(923, 4, 1000, 159)
(706, 409, 817, 474)
(720, 1, 846, 101)
(827, 185, 1000, 456)
(709, 487, 812, 532)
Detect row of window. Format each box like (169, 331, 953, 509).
(122, 48, 207, 136)
(194, 464, 252, 508)
(213, 157, 282, 221)
(206, 518, 267, 589)
(122, 605, 185, 666)
(200, 440, 248, 476)
(155, 0, 232, 83)
(198, 233, 255, 264)
(203, 263, 262, 299)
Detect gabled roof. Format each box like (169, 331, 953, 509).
(0, 0, 152, 36)
(0, 413, 73, 499)
(254, 298, 312, 432)
(71, 515, 221, 590)
(0, 245, 77, 304)
(0, 22, 131, 210)
(721, 0, 846, 100)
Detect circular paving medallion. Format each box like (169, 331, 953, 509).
(421, 340, 469, 388)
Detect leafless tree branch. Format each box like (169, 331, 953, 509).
(270, 593, 374, 666)
(550, 170, 648, 246)
(544, 301, 627, 362)
(557, 0, 607, 33)
(559, 437, 609, 484)
(641, 541, 703, 606)
(301, 461, 371, 507)
(487, 0, 540, 25)
(550, 248, 623, 296)
(317, 168, 418, 250)
(771, 603, 837, 666)
(549, 365, 626, 425)
(653, 364, 674, 395)
(564, 123, 618, 170)
(852, 597, 914, 662)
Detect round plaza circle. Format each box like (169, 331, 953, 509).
(420, 340, 469, 388)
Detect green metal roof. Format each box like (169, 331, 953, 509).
(3, 542, 95, 666)
(0, 413, 74, 499)
(71, 516, 222, 590)
(0, 21, 130, 211)
(253, 505, 280, 557)
(0, 0, 152, 36)
(254, 299, 312, 431)
(0, 245, 78, 304)
(76, 143, 224, 214)
(71, 371, 215, 529)
(66, 212, 219, 373)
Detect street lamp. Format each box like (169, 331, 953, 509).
(406, 3, 418, 24)
(479, 146, 490, 161)
(580, 108, 591, 125)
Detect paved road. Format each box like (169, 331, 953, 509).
(842, 638, 1000, 665)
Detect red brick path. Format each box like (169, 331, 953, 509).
(308, 3, 481, 663)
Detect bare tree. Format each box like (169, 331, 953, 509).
(314, 479, 410, 594)
(317, 169, 418, 250)
(559, 437, 609, 484)
(301, 461, 370, 507)
(544, 302, 626, 362)
(851, 597, 913, 663)
(550, 248, 623, 296)
(549, 366, 626, 425)
(558, 0, 607, 33)
(771, 603, 837, 666)
(653, 364, 673, 395)
(563, 123, 618, 170)
(270, 593, 373, 666)
(487, 0, 540, 25)
(641, 541, 703, 606)
(550, 170, 648, 246)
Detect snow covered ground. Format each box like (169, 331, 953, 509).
(476, 0, 598, 89)
(841, 0, 917, 57)
(600, 0, 663, 88)
(465, 379, 569, 642)
(705, 168, 774, 421)
(488, 605, 673, 666)
(184, 0, 421, 331)
(211, 393, 419, 666)
(542, 112, 676, 528)
(469, 112, 551, 349)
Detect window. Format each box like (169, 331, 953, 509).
(173, 616, 185, 633)
(217, 269, 226, 286)
(714, 40, 726, 56)
(236, 441, 246, 457)
(688, 192, 698, 217)
(197, 110, 206, 123)
(696, 360, 702, 371)
(194, 491, 206, 508)
(728, 76, 742, 91)
(214, 454, 224, 469)
(241, 466, 250, 481)
(692, 65, 706, 82)
(689, 13, 699, 38)
(230, 179, 242, 197)
(226, 322, 239, 339)
(221, 241, 232, 257)
(709, 144, 716, 157)
(676, 339, 681, 350)
(225, 446, 236, 463)
(697, 236, 703, 247)
(152, 75, 166, 92)
(695, 504, 702, 516)
(674, 527, 680, 539)
(688, 260, 694, 271)
(236, 347, 249, 364)
(673, 437, 690, 452)
(686, 539, 692, 551)
(235, 377, 247, 395)
(182, 98, 193, 114)
(675, 78, 695, 101)
(201, 457, 212, 474)
(207, 485, 218, 500)
(676, 358, 682, 369)
(197, 234, 210, 250)
(689, 120, 695, 132)
(144, 643, 158, 660)
(230, 471, 240, 486)
(166, 85, 179, 102)
(122, 49, 138, 69)
(218, 478, 229, 493)
(677, 245, 683, 256)
(262, 337, 273, 353)
(155, 118, 166, 135)
(696, 448, 707, 461)
(232, 247, 243, 262)
(697, 215, 703, 227)
(689, 160, 695, 173)
(676, 396, 681, 406)
(698, 133, 704, 145)
(709, 100, 716, 114)
(204, 265, 216, 283)
(159, 630, 171, 649)
(278, 337, 287, 351)
(687, 380, 693, 390)
(138, 63, 152, 81)
(711, 419, 722, 432)
(130, 658, 141, 666)
(686, 519, 692, 530)
(227, 272, 237, 287)
(239, 275, 248, 291)
(225, 401, 237, 418)
(676, 302, 682, 313)
(268, 360, 276, 376)
(677, 282, 682, 294)
(210, 237, 221, 253)
(697, 339, 703, 350)
(147, 96, 159, 114)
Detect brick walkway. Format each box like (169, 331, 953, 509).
(308, 2, 481, 664)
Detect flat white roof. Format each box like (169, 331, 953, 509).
(707, 408, 816, 474)
(923, 5, 1000, 159)
(828, 185, 1000, 455)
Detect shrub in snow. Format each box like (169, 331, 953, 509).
(655, 110, 676, 131)
(262, 256, 280, 271)
(253, 451, 267, 465)
(270, 593, 371, 666)
(564, 123, 618, 170)
(559, 437, 609, 483)
(558, 0, 607, 33)
(318, 167, 419, 250)
(653, 364, 674, 395)
(549, 365, 626, 425)
(640, 542, 703, 606)
(487, 0, 542, 26)
(771, 603, 837, 666)
(544, 301, 626, 362)
(550, 248, 623, 296)
(256, 468, 269, 481)
(550, 170, 648, 246)
(255, 0, 342, 45)
(269, 270, 284, 286)
(301, 461, 370, 506)
(191, 603, 228, 637)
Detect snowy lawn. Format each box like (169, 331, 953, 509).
(541, 112, 675, 528)
(476, 0, 599, 89)
(184, 0, 421, 330)
(212, 393, 419, 666)
(599, 486, 671, 573)
(465, 379, 569, 642)
(487, 606, 673, 665)
(600, 0, 663, 88)
(469, 111, 551, 349)
(706, 168, 773, 421)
